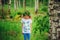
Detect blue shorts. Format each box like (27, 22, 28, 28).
(23, 33, 30, 40)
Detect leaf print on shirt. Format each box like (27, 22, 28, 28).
(27, 21, 29, 24)
(24, 26, 27, 32)
(28, 25, 29, 27)
(23, 21, 25, 24)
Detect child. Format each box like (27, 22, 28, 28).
(21, 11, 32, 40)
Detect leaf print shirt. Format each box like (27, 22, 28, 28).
(21, 18, 32, 33)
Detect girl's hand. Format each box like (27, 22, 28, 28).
(30, 23, 32, 33)
(30, 29, 31, 32)
(22, 33, 23, 34)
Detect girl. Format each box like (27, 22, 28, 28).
(21, 11, 32, 40)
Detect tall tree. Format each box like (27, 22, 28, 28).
(14, 0, 16, 10)
(14, 0, 19, 10)
(18, 0, 21, 7)
(41, 0, 43, 4)
(30, 0, 31, 7)
(35, 0, 39, 14)
(0, 0, 2, 18)
(23, 0, 26, 11)
(8, 0, 11, 13)
(16, 0, 18, 9)
(0, 0, 1, 5)
(1, 0, 4, 19)
(6, 0, 11, 18)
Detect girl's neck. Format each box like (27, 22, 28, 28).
(22, 17, 31, 19)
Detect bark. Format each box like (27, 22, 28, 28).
(8, 0, 11, 14)
(1, 0, 4, 19)
(35, 0, 37, 11)
(23, 0, 26, 11)
(0, 0, 2, 18)
(30, 0, 31, 7)
(37, 0, 39, 9)
(14, 0, 19, 10)
(14, 0, 16, 10)
(41, 0, 43, 4)
(0, 0, 1, 5)
(35, 0, 39, 14)
(18, 0, 21, 7)
(16, 0, 18, 9)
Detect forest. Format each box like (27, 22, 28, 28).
(0, 0, 49, 40)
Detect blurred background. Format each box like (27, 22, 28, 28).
(0, 0, 49, 40)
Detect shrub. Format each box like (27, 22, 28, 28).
(32, 14, 49, 40)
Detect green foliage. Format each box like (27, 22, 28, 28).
(32, 13, 49, 40)
(39, 5, 48, 13)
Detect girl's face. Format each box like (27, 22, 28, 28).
(24, 15, 29, 19)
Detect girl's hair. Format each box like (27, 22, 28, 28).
(23, 11, 31, 18)
(17, 12, 22, 15)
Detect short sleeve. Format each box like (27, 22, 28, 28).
(30, 19, 32, 23)
(21, 18, 23, 23)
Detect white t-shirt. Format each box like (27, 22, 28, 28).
(21, 18, 32, 33)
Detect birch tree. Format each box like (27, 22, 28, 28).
(0, 0, 6, 19)
(30, 0, 31, 7)
(14, 0, 16, 10)
(0, 0, 1, 5)
(23, 0, 26, 11)
(18, 0, 21, 7)
(14, 0, 17, 10)
(8, 0, 11, 13)
(16, 0, 18, 9)
(0, 0, 2, 9)
(35, 0, 39, 14)
(6, 0, 11, 19)
(14, 0, 19, 10)
(0, 0, 2, 18)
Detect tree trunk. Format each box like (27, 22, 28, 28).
(16, 0, 18, 9)
(35, 0, 37, 11)
(7, 0, 11, 19)
(37, 0, 39, 9)
(14, 0, 19, 10)
(41, 0, 43, 4)
(30, 0, 31, 7)
(0, 0, 2, 9)
(43, 0, 45, 5)
(0, 0, 2, 18)
(18, 0, 21, 7)
(39, 0, 40, 8)
(35, 0, 39, 14)
(1, 0, 4, 19)
(14, 0, 16, 10)
(0, 0, 1, 5)
(23, 0, 26, 11)
(8, 0, 11, 13)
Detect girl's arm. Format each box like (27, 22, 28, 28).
(22, 23, 23, 34)
(30, 23, 32, 32)
(21, 18, 23, 27)
(22, 23, 23, 26)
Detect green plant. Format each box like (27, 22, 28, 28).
(32, 13, 49, 40)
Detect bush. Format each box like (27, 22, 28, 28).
(39, 6, 48, 13)
(32, 14, 49, 40)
